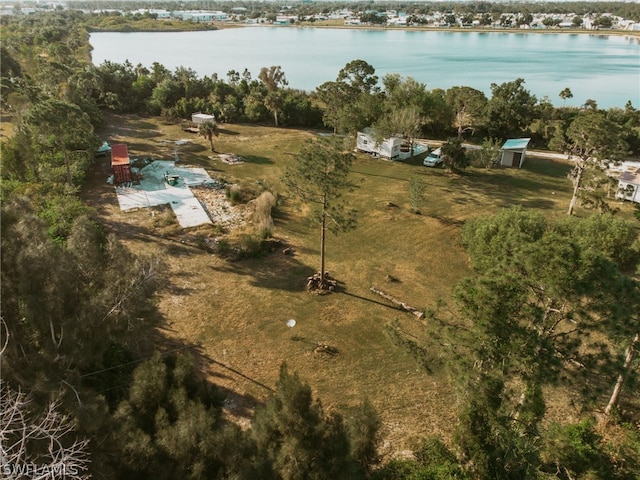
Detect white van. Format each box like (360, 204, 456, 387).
(423, 147, 443, 167)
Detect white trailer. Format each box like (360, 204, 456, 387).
(356, 129, 403, 160)
(191, 113, 216, 125)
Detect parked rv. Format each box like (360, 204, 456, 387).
(356, 129, 403, 160)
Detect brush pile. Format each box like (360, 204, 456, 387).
(306, 272, 337, 292)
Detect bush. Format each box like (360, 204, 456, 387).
(225, 184, 243, 204)
(253, 190, 277, 238)
(470, 138, 502, 169)
(236, 234, 269, 259)
(226, 183, 259, 205)
(408, 175, 425, 214)
(441, 138, 469, 173)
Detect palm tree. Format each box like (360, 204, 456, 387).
(198, 120, 219, 152)
(559, 87, 573, 107)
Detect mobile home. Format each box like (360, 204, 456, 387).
(356, 129, 403, 160)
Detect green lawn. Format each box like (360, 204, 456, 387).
(93, 114, 636, 454)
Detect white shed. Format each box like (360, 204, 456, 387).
(191, 113, 216, 125)
(500, 138, 531, 168)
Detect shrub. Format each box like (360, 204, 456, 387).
(408, 175, 425, 214)
(225, 184, 242, 204)
(470, 138, 502, 169)
(236, 234, 268, 259)
(253, 190, 277, 238)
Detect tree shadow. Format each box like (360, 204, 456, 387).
(520, 199, 557, 209)
(451, 165, 570, 210)
(243, 155, 274, 165)
(209, 254, 316, 292)
(427, 214, 465, 227)
(339, 288, 405, 312)
(217, 127, 240, 136)
(155, 336, 269, 420)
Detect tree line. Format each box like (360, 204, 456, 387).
(61, 1, 640, 23)
(1, 10, 639, 479)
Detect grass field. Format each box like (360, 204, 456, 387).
(84, 114, 638, 456)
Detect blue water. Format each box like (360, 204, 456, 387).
(90, 27, 640, 108)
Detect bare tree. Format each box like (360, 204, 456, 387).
(0, 383, 90, 480)
(603, 333, 639, 419)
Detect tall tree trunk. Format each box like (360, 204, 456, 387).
(567, 163, 584, 216)
(457, 107, 465, 140)
(61, 139, 72, 187)
(320, 193, 327, 287)
(274, 110, 279, 128)
(603, 333, 639, 418)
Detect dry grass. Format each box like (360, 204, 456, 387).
(83, 113, 639, 457)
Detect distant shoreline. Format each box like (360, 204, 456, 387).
(217, 21, 640, 38)
(90, 19, 640, 39)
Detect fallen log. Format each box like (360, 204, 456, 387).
(370, 287, 424, 319)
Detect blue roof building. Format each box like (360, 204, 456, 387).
(500, 138, 531, 168)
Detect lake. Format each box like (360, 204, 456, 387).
(90, 27, 640, 109)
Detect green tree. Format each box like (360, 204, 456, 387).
(453, 209, 640, 477)
(360, 12, 386, 25)
(258, 65, 288, 127)
(1, 197, 159, 404)
(541, 420, 618, 479)
(594, 15, 613, 29)
(317, 60, 380, 135)
(374, 436, 467, 479)
(454, 375, 542, 480)
(315, 80, 350, 133)
(283, 136, 356, 290)
(441, 138, 468, 173)
(252, 365, 371, 479)
(485, 78, 537, 140)
(198, 120, 219, 152)
(471, 137, 502, 169)
(459, 209, 640, 412)
(24, 98, 96, 187)
(562, 112, 627, 215)
(96, 60, 139, 112)
(559, 87, 573, 107)
(108, 353, 263, 479)
(375, 74, 429, 157)
(445, 86, 488, 139)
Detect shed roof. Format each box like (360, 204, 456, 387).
(111, 143, 129, 166)
(501, 138, 531, 150)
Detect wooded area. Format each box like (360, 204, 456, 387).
(1, 9, 639, 480)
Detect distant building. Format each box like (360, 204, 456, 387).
(178, 10, 228, 22)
